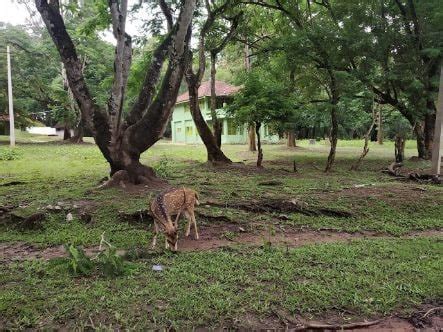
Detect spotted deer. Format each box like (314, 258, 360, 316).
(150, 187, 200, 250)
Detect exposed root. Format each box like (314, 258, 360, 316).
(383, 162, 441, 184)
(0, 181, 25, 187)
(206, 198, 353, 218)
(1, 212, 46, 230)
(98, 167, 167, 189)
(258, 180, 283, 186)
(98, 170, 130, 189)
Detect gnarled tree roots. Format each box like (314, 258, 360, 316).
(99, 164, 166, 189)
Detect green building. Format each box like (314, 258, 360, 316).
(172, 81, 278, 144)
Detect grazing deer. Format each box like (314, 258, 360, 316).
(150, 187, 200, 250)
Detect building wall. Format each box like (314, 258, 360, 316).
(172, 97, 279, 144)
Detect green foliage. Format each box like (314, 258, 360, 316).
(64, 244, 94, 276)
(227, 68, 294, 128)
(97, 245, 125, 277)
(0, 148, 21, 161)
(153, 156, 173, 179)
(64, 241, 125, 278)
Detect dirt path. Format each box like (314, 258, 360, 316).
(1, 229, 441, 263)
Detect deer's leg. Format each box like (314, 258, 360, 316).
(184, 210, 192, 237)
(174, 211, 181, 228)
(191, 209, 199, 240)
(151, 221, 159, 249)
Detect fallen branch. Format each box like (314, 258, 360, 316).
(382, 163, 441, 184)
(294, 319, 381, 330)
(272, 309, 380, 330)
(421, 306, 443, 318)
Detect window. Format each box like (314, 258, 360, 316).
(216, 98, 224, 109)
(176, 127, 182, 133)
(185, 125, 193, 137)
(227, 119, 238, 135)
(183, 104, 190, 112)
(199, 100, 206, 111)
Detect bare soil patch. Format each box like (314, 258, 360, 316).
(1, 229, 441, 263)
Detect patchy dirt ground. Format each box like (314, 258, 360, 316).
(2, 229, 441, 263)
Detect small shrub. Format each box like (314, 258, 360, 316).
(64, 244, 94, 276)
(64, 239, 126, 277)
(97, 245, 125, 277)
(153, 156, 173, 178)
(0, 148, 21, 161)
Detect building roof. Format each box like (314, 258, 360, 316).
(176, 80, 240, 104)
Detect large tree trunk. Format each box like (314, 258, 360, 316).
(286, 130, 296, 147)
(256, 122, 263, 167)
(71, 117, 84, 143)
(325, 105, 338, 172)
(187, 81, 232, 164)
(414, 122, 427, 159)
(63, 123, 71, 140)
(395, 135, 405, 163)
(325, 68, 339, 173)
(183, 2, 237, 165)
(36, 0, 196, 185)
(377, 109, 383, 144)
(210, 53, 223, 148)
(248, 124, 257, 151)
(424, 107, 435, 159)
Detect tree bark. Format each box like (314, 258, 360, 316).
(186, 78, 232, 164)
(182, 1, 236, 164)
(377, 109, 383, 144)
(35, 0, 196, 184)
(351, 107, 377, 170)
(256, 122, 263, 167)
(210, 52, 223, 148)
(63, 123, 71, 140)
(325, 105, 338, 172)
(325, 67, 339, 173)
(286, 130, 296, 147)
(424, 107, 435, 159)
(71, 118, 84, 143)
(414, 122, 427, 159)
(248, 124, 257, 151)
(395, 135, 405, 162)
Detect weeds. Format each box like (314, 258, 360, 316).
(64, 235, 126, 277)
(0, 148, 21, 161)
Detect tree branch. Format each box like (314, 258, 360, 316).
(159, 0, 173, 32)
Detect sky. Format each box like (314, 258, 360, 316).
(0, 0, 146, 43)
(0, 1, 29, 26)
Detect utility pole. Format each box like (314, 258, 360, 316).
(431, 66, 443, 176)
(7, 45, 15, 147)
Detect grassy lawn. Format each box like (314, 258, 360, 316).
(0, 132, 442, 329)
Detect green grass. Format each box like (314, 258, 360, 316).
(0, 132, 442, 328)
(1, 238, 441, 329)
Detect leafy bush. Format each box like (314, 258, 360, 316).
(64, 237, 126, 277)
(97, 245, 125, 277)
(153, 156, 173, 178)
(64, 244, 94, 276)
(0, 148, 21, 161)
